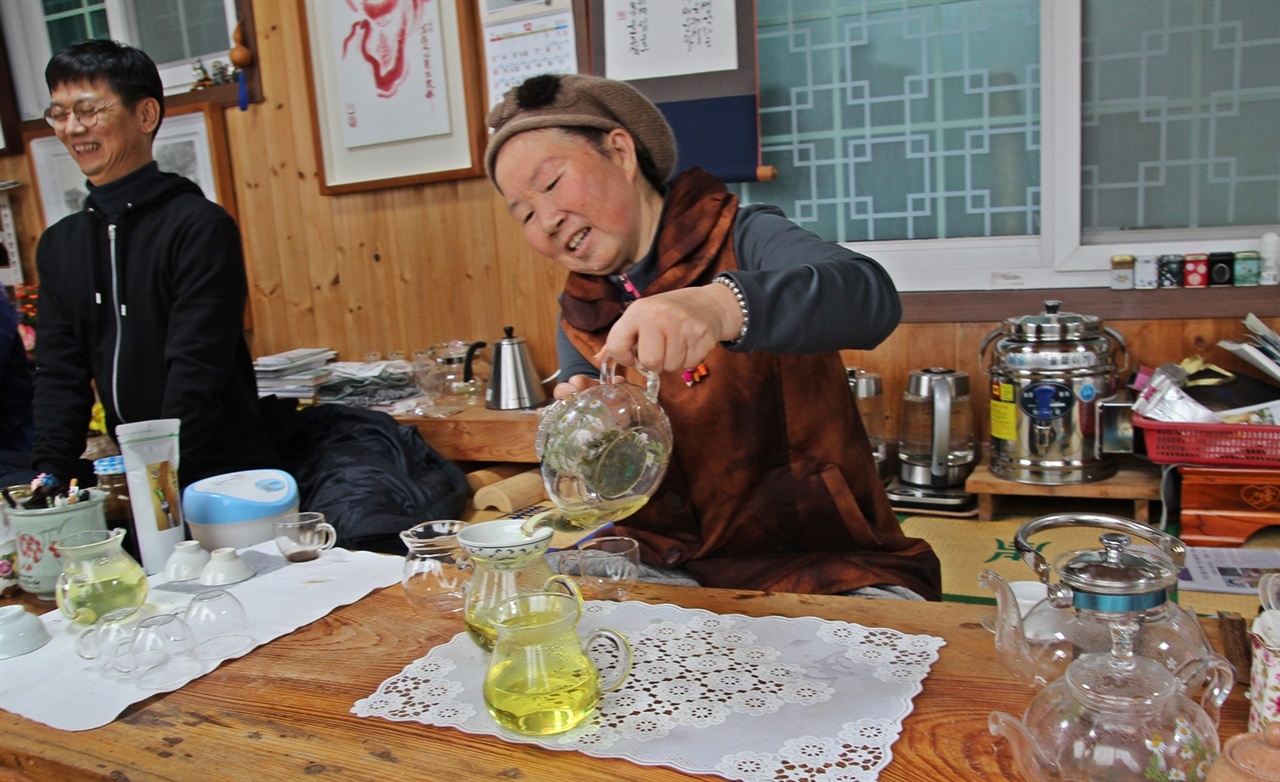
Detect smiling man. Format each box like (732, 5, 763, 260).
(30, 40, 283, 491)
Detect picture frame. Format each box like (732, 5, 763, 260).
(297, 0, 488, 195)
(23, 102, 237, 228)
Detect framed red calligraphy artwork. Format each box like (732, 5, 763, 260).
(298, 0, 488, 195)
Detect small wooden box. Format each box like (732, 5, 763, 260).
(1178, 466, 1280, 546)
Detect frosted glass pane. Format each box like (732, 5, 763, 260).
(1081, 0, 1280, 232)
(135, 0, 228, 66)
(730, 0, 1040, 243)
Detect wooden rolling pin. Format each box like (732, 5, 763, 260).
(471, 467, 547, 513)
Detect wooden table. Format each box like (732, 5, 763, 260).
(397, 406, 541, 463)
(0, 583, 1249, 782)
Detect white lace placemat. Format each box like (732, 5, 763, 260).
(352, 600, 946, 781)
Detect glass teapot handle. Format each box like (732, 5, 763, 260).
(1013, 512, 1187, 582)
(598, 354, 662, 403)
(1173, 654, 1235, 728)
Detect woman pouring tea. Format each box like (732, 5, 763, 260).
(486, 74, 941, 600)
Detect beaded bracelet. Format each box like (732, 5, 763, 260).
(713, 274, 750, 345)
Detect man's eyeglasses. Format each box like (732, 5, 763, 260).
(43, 100, 117, 129)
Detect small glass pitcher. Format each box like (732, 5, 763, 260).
(484, 589, 632, 736)
(54, 528, 149, 625)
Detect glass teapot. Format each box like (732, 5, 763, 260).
(416, 340, 488, 405)
(523, 358, 672, 536)
(990, 617, 1233, 782)
(979, 512, 1213, 688)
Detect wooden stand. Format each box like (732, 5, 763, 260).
(965, 457, 1163, 522)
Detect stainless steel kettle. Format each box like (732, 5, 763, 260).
(486, 326, 548, 410)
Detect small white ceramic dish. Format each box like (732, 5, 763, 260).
(198, 548, 255, 586)
(163, 540, 211, 582)
(456, 518, 552, 559)
(0, 604, 53, 659)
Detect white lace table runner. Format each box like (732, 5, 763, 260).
(0, 544, 401, 731)
(352, 601, 945, 781)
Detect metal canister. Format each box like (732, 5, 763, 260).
(846, 367, 890, 484)
(980, 301, 1128, 484)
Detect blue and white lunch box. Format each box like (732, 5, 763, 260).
(182, 469, 299, 551)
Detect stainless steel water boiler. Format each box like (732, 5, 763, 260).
(846, 367, 890, 483)
(980, 301, 1128, 484)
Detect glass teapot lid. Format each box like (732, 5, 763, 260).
(1054, 533, 1177, 611)
(1015, 513, 1185, 614)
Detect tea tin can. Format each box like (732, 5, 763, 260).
(1110, 255, 1135, 290)
(1208, 252, 1235, 286)
(1183, 253, 1209, 288)
(1157, 255, 1183, 288)
(1134, 255, 1159, 289)
(1233, 251, 1260, 286)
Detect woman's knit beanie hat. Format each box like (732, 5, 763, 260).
(484, 73, 676, 186)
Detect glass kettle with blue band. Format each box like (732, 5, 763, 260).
(980, 512, 1215, 689)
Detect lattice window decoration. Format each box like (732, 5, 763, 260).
(731, 0, 1041, 244)
(1080, 0, 1280, 234)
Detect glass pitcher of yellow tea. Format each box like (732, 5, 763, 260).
(483, 589, 632, 736)
(55, 528, 148, 625)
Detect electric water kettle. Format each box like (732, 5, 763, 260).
(486, 326, 547, 410)
(979, 512, 1215, 688)
(898, 367, 975, 488)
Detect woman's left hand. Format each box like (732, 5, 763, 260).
(593, 282, 744, 372)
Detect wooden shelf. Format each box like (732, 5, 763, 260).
(965, 457, 1163, 522)
(397, 406, 540, 463)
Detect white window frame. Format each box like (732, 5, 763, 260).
(847, 0, 1274, 293)
(1, 0, 237, 121)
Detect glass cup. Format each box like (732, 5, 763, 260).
(76, 605, 151, 678)
(183, 590, 253, 660)
(130, 614, 204, 690)
(273, 512, 336, 562)
(558, 536, 641, 601)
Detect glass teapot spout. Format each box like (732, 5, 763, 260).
(988, 712, 1052, 782)
(979, 569, 1036, 684)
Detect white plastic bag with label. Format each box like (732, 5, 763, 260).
(115, 419, 185, 575)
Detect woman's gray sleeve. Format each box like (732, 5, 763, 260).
(723, 204, 901, 354)
(557, 324, 598, 381)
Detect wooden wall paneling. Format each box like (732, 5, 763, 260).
(482, 177, 567, 380)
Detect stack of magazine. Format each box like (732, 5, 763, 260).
(254, 348, 337, 400)
(1218, 313, 1280, 386)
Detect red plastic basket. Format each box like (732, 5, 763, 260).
(1133, 413, 1280, 468)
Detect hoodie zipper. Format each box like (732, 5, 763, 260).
(108, 223, 126, 424)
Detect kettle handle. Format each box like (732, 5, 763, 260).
(599, 354, 662, 403)
(930, 375, 952, 482)
(463, 341, 487, 382)
(977, 327, 1002, 373)
(1014, 512, 1186, 581)
(1103, 325, 1130, 378)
